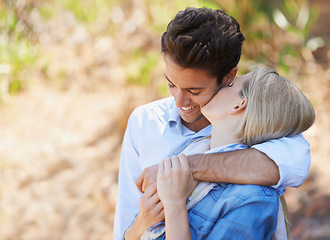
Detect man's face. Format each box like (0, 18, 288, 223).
(165, 55, 221, 132)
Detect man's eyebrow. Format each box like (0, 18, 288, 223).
(164, 75, 172, 84)
(164, 74, 205, 90)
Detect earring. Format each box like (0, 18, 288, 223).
(228, 82, 233, 87)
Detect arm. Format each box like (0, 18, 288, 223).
(252, 134, 311, 189)
(190, 134, 310, 189)
(136, 148, 278, 193)
(163, 202, 191, 240)
(157, 154, 197, 240)
(137, 134, 310, 193)
(189, 148, 279, 185)
(114, 120, 142, 239)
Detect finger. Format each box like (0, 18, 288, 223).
(157, 161, 164, 185)
(158, 160, 164, 176)
(142, 180, 148, 193)
(135, 172, 145, 193)
(147, 188, 162, 206)
(158, 208, 165, 221)
(143, 182, 157, 198)
(154, 197, 164, 213)
(142, 179, 155, 194)
(178, 153, 189, 168)
(171, 155, 181, 169)
(163, 158, 172, 171)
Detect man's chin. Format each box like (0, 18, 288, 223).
(181, 113, 205, 124)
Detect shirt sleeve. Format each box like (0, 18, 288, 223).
(113, 110, 143, 240)
(251, 134, 311, 193)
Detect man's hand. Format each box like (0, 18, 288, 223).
(136, 164, 159, 193)
(138, 183, 165, 226)
(125, 183, 164, 239)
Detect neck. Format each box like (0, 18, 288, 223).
(209, 116, 241, 149)
(182, 115, 211, 133)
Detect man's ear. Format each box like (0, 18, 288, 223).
(230, 98, 247, 114)
(222, 67, 238, 87)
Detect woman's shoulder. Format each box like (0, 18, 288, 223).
(216, 183, 278, 207)
(188, 184, 278, 237)
(191, 183, 277, 215)
(223, 183, 277, 198)
(192, 184, 277, 215)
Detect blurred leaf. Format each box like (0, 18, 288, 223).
(58, 0, 116, 23)
(306, 37, 325, 52)
(273, 9, 289, 29)
(126, 49, 160, 86)
(281, 45, 299, 58)
(39, 5, 55, 19)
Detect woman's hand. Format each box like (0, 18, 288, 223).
(157, 153, 196, 240)
(157, 153, 198, 207)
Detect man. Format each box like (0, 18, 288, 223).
(114, 8, 310, 239)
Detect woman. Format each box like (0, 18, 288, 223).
(155, 68, 315, 239)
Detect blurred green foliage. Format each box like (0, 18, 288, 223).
(0, 0, 322, 100)
(126, 49, 159, 86)
(0, 1, 38, 99)
(211, 0, 320, 75)
(58, 0, 116, 23)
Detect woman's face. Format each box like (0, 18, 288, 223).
(201, 73, 251, 120)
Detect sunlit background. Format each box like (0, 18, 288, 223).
(0, 0, 329, 239)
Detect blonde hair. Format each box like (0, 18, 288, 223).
(236, 68, 315, 146)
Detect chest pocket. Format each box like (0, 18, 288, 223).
(188, 184, 228, 237)
(189, 209, 217, 236)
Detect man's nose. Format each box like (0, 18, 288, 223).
(175, 90, 190, 108)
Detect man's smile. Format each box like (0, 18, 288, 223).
(181, 106, 196, 111)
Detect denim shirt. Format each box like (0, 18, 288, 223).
(150, 183, 278, 240)
(147, 143, 279, 240)
(189, 144, 279, 239)
(189, 183, 278, 239)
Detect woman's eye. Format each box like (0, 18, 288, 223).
(168, 83, 175, 88)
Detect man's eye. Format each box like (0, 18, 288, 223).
(189, 91, 200, 96)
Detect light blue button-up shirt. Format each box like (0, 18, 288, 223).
(113, 97, 311, 240)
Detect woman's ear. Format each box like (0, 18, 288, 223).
(230, 98, 247, 114)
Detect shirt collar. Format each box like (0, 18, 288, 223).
(168, 103, 181, 127)
(207, 143, 248, 154)
(168, 106, 186, 135)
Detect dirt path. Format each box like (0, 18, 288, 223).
(0, 5, 158, 238)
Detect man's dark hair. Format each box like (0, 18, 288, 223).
(161, 7, 245, 85)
